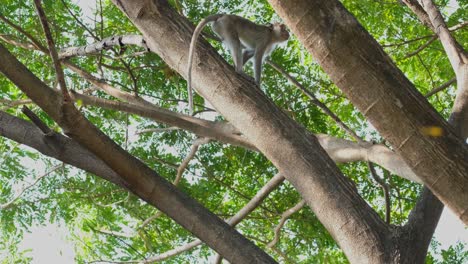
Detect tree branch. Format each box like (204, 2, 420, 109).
(368, 162, 391, 224)
(0, 164, 62, 209)
(33, 0, 70, 100)
(0, 42, 275, 263)
(267, 60, 363, 143)
(106, 173, 285, 263)
(175, 137, 210, 186)
(267, 200, 306, 248)
(417, 0, 467, 70)
(424, 77, 456, 97)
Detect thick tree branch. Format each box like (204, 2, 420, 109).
(0, 42, 276, 264)
(22, 106, 53, 135)
(106, 173, 285, 263)
(0, 111, 127, 188)
(268, 0, 468, 225)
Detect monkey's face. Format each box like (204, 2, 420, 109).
(272, 23, 290, 42)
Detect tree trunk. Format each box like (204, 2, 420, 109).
(267, 0, 468, 224)
(110, 0, 394, 263)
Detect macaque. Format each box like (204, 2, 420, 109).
(187, 14, 290, 114)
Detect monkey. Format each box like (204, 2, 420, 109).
(187, 14, 290, 114)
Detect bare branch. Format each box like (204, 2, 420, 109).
(70, 91, 255, 150)
(33, 0, 70, 100)
(267, 60, 363, 143)
(424, 77, 456, 97)
(1, 164, 62, 209)
(0, 98, 32, 110)
(403, 35, 437, 59)
(175, 137, 210, 186)
(59, 35, 149, 59)
(135, 127, 180, 134)
(368, 162, 391, 224)
(267, 200, 306, 248)
(417, 0, 467, 69)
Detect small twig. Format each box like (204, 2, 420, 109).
(368, 162, 391, 224)
(267, 200, 306, 248)
(382, 20, 467, 48)
(267, 60, 364, 143)
(175, 137, 210, 186)
(22, 106, 53, 135)
(0, 13, 47, 51)
(59, 0, 99, 41)
(137, 138, 211, 228)
(416, 53, 435, 86)
(425, 77, 456, 97)
(33, 0, 70, 100)
(403, 35, 437, 59)
(1, 164, 62, 209)
(122, 173, 285, 263)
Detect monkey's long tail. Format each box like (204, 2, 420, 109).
(187, 14, 224, 115)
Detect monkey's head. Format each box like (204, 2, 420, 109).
(269, 23, 290, 42)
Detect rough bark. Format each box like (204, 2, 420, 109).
(74, 90, 422, 183)
(110, 1, 392, 263)
(0, 43, 276, 264)
(0, 111, 128, 188)
(267, 0, 468, 224)
(395, 188, 444, 263)
(0, 33, 423, 183)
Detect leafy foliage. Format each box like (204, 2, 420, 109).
(0, 0, 466, 263)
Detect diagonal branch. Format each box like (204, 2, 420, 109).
(33, 0, 70, 100)
(417, 0, 467, 69)
(267, 200, 306, 248)
(401, 0, 434, 30)
(101, 173, 286, 263)
(0, 41, 276, 263)
(267, 60, 363, 143)
(0, 164, 62, 209)
(175, 137, 210, 186)
(368, 162, 391, 224)
(424, 77, 456, 97)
